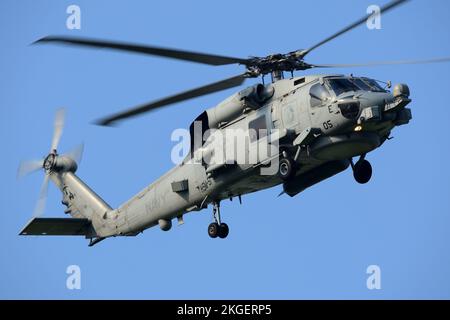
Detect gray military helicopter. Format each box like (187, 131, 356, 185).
(18, 0, 450, 245)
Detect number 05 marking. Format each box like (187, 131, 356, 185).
(323, 120, 333, 130)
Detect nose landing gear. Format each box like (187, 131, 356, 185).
(351, 156, 372, 184)
(208, 202, 229, 239)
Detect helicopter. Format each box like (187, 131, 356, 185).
(18, 0, 450, 246)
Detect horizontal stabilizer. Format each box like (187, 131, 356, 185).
(19, 217, 93, 236)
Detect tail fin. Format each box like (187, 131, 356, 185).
(48, 171, 116, 238)
(51, 171, 112, 219)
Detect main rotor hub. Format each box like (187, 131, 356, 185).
(244, 50, 311, 76)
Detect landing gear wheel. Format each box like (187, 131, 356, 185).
(208, 222, 219, 238)
(278, 157, 296, 181)
(209, 202, 230, 239)
(218, 223, 229, 239)
(353, 159, 372, 184)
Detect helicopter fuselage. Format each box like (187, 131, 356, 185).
(93, 74, 411, 237)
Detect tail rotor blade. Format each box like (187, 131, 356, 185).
(50, 108, 65, 152)
(63, 143, 84, 165)
(17, 159, 44, 179)
(33, 174, 50, 217)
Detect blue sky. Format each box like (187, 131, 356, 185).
(1, 0, 450, 299)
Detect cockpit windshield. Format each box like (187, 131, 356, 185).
(351, 78, 372, 91)
(326, 77, 386, 95)
(325, 78, 360, 96)
(359, 78, 386, 92)
(350, 77, 386, 92)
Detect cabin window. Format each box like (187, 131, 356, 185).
(309, 83, 331, 107)
(248, 115, 267, 142)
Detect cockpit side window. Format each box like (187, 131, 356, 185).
(325, 78, 360, 96)
(309, 83, 331, 107)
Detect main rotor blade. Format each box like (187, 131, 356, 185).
(302, 0, 408, 57)
(34, 36, 249, 66)
(312, 56, 450, 68)
(17, 159, 44, 179)
(96, 73, 248, 126)
(33, 174, 49, 217)
(50, 108, 65, 152)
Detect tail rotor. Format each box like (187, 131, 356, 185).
(18, 108, 83, 217)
